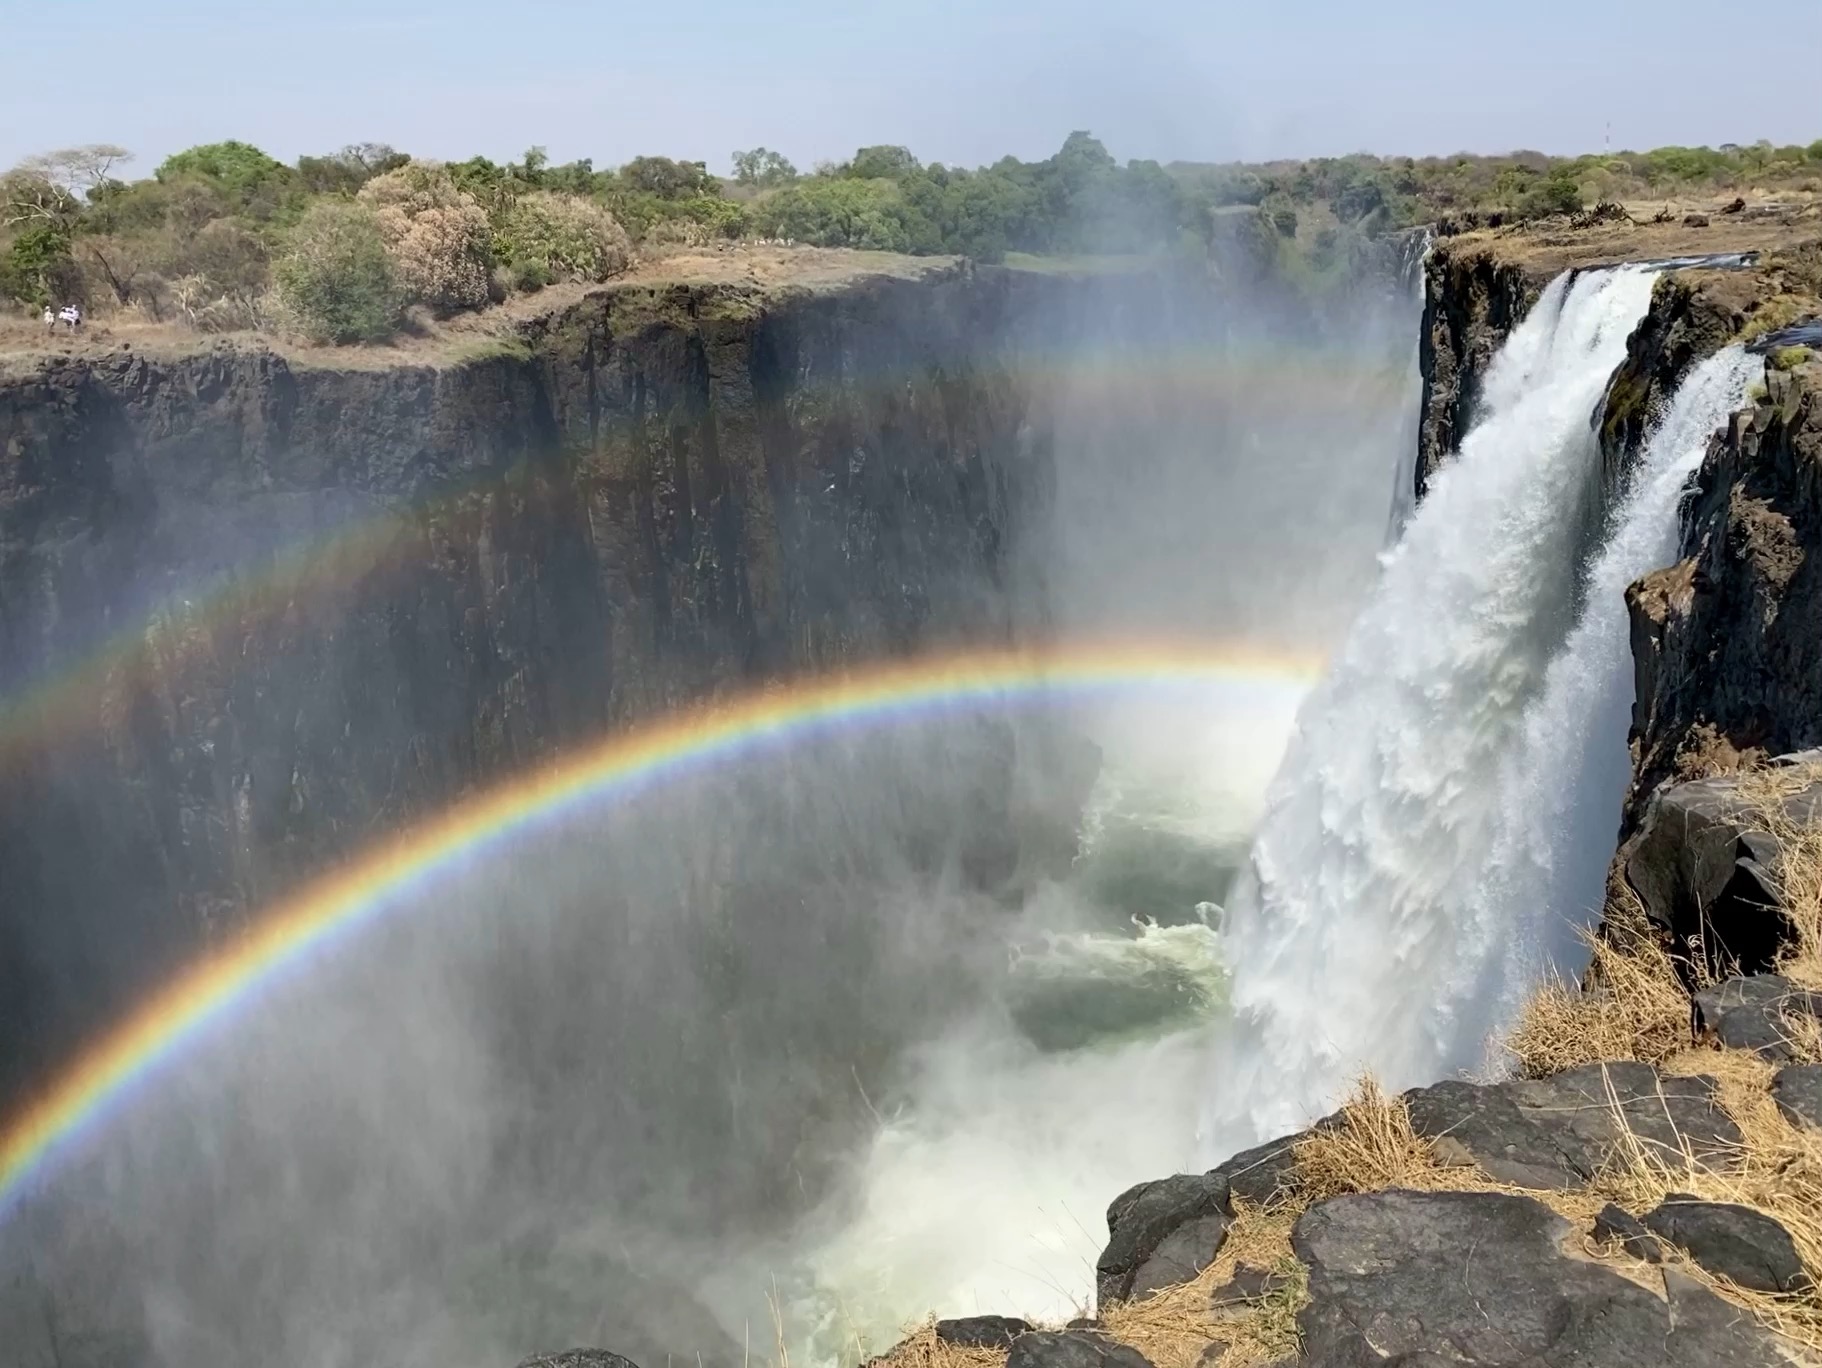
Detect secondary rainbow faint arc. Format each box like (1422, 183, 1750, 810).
(0, 640, 1320, 1216)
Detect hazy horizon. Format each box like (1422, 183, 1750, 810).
(6, 0, 1819, 177)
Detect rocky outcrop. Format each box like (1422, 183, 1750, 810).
(1293, 1189, 1791, 1366)
(1097, 1172, 1234, 1304)
(1641, 1194, 1810, 1293)
(1595, 268, 1758, 491)
(1620, 755, 1822, 972)
(1625, 358, 1822, 834)
(1693, 974, 1822, 1061)
(0, 263, 1097, 1102)
(1414, 245, 1537, 497)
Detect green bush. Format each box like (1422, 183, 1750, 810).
(751, 178, 916, 251)
(273, 201, 402, 343)
(496, 192, 632, 286)
(2, 224, 80, 306)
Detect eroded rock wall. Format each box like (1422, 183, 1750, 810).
(0, 265, 1073, 1099)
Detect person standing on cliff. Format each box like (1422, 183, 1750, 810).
(43, 305, 56, 334)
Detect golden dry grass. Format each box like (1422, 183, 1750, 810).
(1505, 927, 1693, 1078)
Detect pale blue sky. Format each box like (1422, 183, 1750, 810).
(6, 0, 1818, 175)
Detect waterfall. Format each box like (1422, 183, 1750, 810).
(1466, 346, 1757, 1051)
(1200, 265, 1661, 1154)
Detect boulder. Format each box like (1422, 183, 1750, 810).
(1206, 1130, 1308, 1207)
(517, 1354, 642, 1368)
(1402, 1062, 1739, 1189)
(1292, 1189, 1790, 1365)
(1006, 1331, 1154, 1368)
(1622, 763, 1822, 974)
(1642, 1194, 1810, 1292)
(1692, 974, 1822, 1062)
(1097, 1173, 1232, 1305)
(1772, 1062, 1822, 1130)
(936, 1317, 1033, 1350)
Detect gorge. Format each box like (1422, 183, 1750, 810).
(2, 210, 1821, 1368)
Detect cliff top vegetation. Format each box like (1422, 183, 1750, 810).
(3, 132, 1820, 354)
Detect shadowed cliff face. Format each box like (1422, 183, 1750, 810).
(1626, 360, 1822, 819)
(0, 266, 1071, 1104)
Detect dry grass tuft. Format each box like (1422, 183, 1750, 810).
(1292, 1078, 1441, 1201)
(1504, 927, 1693, 1078)
(863, 1323, 1010, 1368)
(1098, 1199, 1306, 1368)
(1737, 765, 1822, 994)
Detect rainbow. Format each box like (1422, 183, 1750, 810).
(0, 640, 1318, 1218)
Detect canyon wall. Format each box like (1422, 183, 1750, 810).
(0, 261, 1095, 1101)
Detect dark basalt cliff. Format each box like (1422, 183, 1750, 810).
(0, 262, 1100, 1101)
(1414, 245, 1536, 497)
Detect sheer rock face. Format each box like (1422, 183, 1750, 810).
(1624, 362, 1822, 819)
(0, 266, 1096, 1100)
(1414, 245, 1537, 498)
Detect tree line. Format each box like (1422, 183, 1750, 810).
(6, 132, 1820, 346)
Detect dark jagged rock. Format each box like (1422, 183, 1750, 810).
(1402, 1062, 1740, 1189)
(1416, 246, 1539, 498)
(1622, 755, 1822, 974)
(1592, 1203, 1665, 1262)
(936, 1316, 1033, 1349)
(517, 1353, 643, 1368)
(1692, 974, 1822, 1061)
(1596, 269, 1756, 497)
(1097, 1172, 1232, 1305)
(1642, 1193, 1810, 1292)
(1624, 360, 1822, 851)
(1005, 1331, 1154, 1368)
(1293, 1189, 1790, 1366)
(1206, 1130, 1309, 1207)
(1773, 1062, 1822, 1130)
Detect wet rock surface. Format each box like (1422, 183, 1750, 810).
(1097, 1172, 1233, 1304)
(1415, 247, 1539, 498)
(517, 1354, 644, 1368)
(1293, 1188, 1792, 1366)
(1402, 1062, 1740, 1189)
(1642, 1193, 1810, 1293)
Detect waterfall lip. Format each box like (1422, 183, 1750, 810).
(1568, 250, 1760, 276)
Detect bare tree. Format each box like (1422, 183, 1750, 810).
(14, 144, 133, 198)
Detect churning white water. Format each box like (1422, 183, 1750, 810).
(1467, 346, 1757, 1048)
(1201, 266, 1661, 1153)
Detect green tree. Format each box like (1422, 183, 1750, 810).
(730, 148, 798, 188)
(273, 201, 402, 343)
(620, 156, 717, 199)
(155, 141, 298, 219)
(1, 223, 78, 305)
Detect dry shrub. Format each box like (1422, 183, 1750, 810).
(1504, 926, 1692, 1078)
(357, 160, 494, 314)
(1292, 1078, 1440, 1200)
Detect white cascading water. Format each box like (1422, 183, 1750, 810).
(1466, 345, 1756, 1047)
(1200, 265, 1661, 1154)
